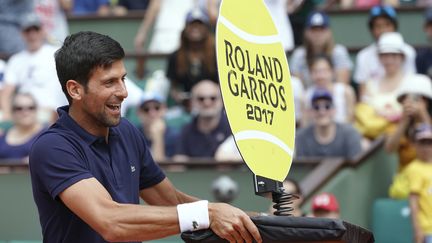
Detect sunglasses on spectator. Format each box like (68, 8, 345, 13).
(23, 26, 41, 33)
(370, 6, 396, 18)
(140, 104, 161, 113)
(12, 105, 36, 112)
(195, 95, 218, 103)
(312, 102, 333, 111)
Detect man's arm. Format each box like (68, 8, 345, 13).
(61, 177, 262, 243)
(409, 193, 424, 243)
(0, 84, 16, 121)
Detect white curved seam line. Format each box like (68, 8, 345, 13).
(234, 130, 294, 157)
(219, 15, 280, 44)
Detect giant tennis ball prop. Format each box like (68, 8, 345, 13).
(216, 0, 295, 181)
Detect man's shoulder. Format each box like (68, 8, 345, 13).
(356, 44, 376, 59)
(336, 123, 360, 135)
(296, 125, 314, 138)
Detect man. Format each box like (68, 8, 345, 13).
(137, 91, 178, 161)
(173, 80, 231, 161)
(416, 8, 432, 80)
(295, 89, 362, 159)
(311, 192, 340, 219)
(29, 31, 261, 243)
(354, 5, 416, 99)
(1, 13, 67, 123)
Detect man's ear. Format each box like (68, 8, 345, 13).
(66, 80, 83, 101)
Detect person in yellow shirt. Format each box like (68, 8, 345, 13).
(406, 123, 432, 243)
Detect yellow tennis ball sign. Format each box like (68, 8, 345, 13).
(216, 0, 295, 182)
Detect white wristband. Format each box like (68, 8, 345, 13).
(177, 200, 210, 232)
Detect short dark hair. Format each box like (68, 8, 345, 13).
(55, 31, 125, 103)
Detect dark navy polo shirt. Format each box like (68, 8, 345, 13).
(29, 106, 166, 243)
(175, 112, 231, 157)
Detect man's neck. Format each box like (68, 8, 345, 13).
(197, 114, 220, 134)
(314, 123, 337, 145)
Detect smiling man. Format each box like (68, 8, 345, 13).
(29, 31, 261, 243)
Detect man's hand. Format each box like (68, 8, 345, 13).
(208, 203, 262, 243)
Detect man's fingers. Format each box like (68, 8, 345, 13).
(241, 216, 262, 243)
(230, 228, 244, 243)
(234, 222, 253, 243)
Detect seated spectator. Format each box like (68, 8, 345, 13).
(385, 74, 432, 172)
(1, 14, 67, 124)
(173, 80, 231, 161)
(0, 0, 33, 55)
(268, 178, 304, 217)
(362, 32, 410, 124)
(70, 0, 110, 15)
(303, 55, 355, 125)
(311, 192, 340, 219)
(166, 8, 218, 105)
(404, 124, 432, 243)
(295, 89, 362, 159)
(0, 93, 46, 163)
(134, 0, 194, 78)
(121, 78, 145, 117)
(354, 5, 416, 99)
(35, 0, 70, 45)
(416, 8, 432, 80)
(136, 91, 178, 161)
(290, 11, 352, 86)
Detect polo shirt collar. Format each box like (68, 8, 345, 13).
(56, 106, 119, 145)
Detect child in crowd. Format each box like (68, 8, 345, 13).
(406, 124, 432, 243)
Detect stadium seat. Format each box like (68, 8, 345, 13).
(372, 198, 413, 243)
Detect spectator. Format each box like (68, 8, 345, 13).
(404, 124, 432, 243)
(290, 11, 352, 86)
(311, 192, 340, 219)
(386, 74, 432, 172)
(303, 55, 356, 125)
(354, 5, 416, 99)
(134, 0, 193, 54)
(136, 91, 178, 161)
(416, 8, 432, 80)
(173, 80, 231, 161)
(197, 0, 221, 28)
(35, 0, 70, 45)
(264, 0, 295, 52)
(295, 89, 362, 159)
(0, 59, 5, 121)
(0, 93, 45, 162)
(70, 0, 110, 15)
(362, 32, 410, 124)
(121, 78, 145, 117)
(0, 0, 33, 55)
(166, 8, 218, 105)
(268, 178, 304, 217)
(1, 13, 67, 124)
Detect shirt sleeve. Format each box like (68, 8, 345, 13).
(174, 126, 189, 156)
(344, 125, 362, 159)
(4, 55, 21, 86)
(289, 47, 304, 75)
(406, 163, 423, 194)
(333, 45, 353, 70)
(29, 133, 94, 199)
(353, 49, 367, 84)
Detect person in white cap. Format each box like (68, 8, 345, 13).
(362, 32, 411, 124)
(385, 74, 432, 172)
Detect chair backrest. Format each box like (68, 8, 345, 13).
(372, 198, 413, 243)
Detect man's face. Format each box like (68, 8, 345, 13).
(11, 94, 38, 127)
(77, 60, 128, 129)
(311, 59, 333, 87)
(191, 81, 222, 118)
(378, 53, 404, 74)
(138, 100, 165, 125)
(371, 17, 396, 40)
(311, 99, 334, 126)
(424, 23, 432, 43)
(22, 26, 45, 52)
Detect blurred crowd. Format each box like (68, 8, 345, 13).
(1, 0, 432, 239)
